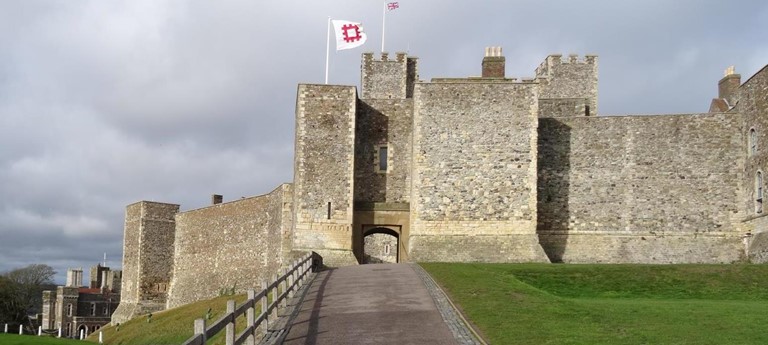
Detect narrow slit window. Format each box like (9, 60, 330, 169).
(327, 202, 331, 220)
(378, 146, 388, 172)
(757, 171, 763, 214)
(90, 303, 96, 316)
(750, 128, 757, 156)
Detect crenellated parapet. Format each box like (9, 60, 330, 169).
(362, 52, 418, 99)
(535, 53, 599, 117)
(535, 54, 597, 78)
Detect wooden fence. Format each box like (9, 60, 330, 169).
(181, 252, 320, 345)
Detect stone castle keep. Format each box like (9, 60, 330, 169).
(112, 47, 768, 323)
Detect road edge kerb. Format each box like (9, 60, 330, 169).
(410, 263, 487, 345)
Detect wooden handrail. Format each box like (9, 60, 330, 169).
(181, 252, 318, 345)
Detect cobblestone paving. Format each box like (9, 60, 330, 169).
(410, 263, 485, 345)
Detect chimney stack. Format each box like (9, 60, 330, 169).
(212, 194, 223, 205)
(718, 66, 741, 105)
(65, 268, 83, 287)
(482, 46, 505, 78)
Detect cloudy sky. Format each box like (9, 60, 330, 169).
(1, 0, 766, 284)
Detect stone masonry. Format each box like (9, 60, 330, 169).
(165, 184, 292, 308)
(115, 47, 768, 323)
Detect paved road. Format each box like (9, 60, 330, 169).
(281, 263, 460, 345)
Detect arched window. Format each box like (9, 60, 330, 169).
(756, 171, 763, 214)
(750, 128, 757, 156)
(66, 304, 73, 317)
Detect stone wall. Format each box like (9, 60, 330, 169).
(363, 233, 398, 263)
(410, 80, 548, 262)
(354, 99, 413, 203)
(166, 184, 292, 308)
(539, 98, 590, 117)
(738, 65, 768, 261)
(112, 201, 178, 324)
(292, 84, 358, 266)
(538, 113, 746, 263)
(536, 54, 598, 115)
(361, 52, 414, 99)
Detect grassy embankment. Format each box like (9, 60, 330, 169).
(87, 293, 252, 345)
(421, 263, 768, 345)
(3, 292, 262, 345)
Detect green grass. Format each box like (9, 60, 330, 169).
(421, 263, 768, 345)
(85, 293, 253, 345)
(0, 333, 87, 345)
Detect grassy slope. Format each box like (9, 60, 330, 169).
(86, 294, 250, 345)
(0, 334, 86, 345)
(421, 263, 768, 345)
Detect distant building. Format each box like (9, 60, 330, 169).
(41, 265, 121, 338)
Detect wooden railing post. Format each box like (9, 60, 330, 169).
(246, 289, 256, 345)
(281, 268, 288, 309)
(225, 300, 235, 345)
(271, 273, 279, 318)
(194, 318, 206, 344)
(261, 280, 269, 333)
(288, 260, 296, 299)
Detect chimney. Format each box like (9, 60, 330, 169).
(482, 46, 505, 78)
(718, 66, 741, 105)
(212, 194, 223, 205)
(66, 268, 83, 287)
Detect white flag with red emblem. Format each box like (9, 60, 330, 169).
(387, 2, 399, 11)
(331, 20, 368, 51)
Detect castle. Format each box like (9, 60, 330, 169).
(112, 47, 768, 324)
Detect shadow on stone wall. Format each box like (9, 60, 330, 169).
(355, 101, 389, 202)
(537, 119, 571, 262)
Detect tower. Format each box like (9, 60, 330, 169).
(111, 201, 179, 324)
(535, 54, 598, 117)
(292, 83, 358, 266)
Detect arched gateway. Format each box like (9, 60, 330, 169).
(362, 227, 399, 263)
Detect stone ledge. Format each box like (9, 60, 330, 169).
(354, 202, 410, 211)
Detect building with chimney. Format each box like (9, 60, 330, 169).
(41, 265, 121, 338)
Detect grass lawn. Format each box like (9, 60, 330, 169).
(421, 263, 768, 345)
(0, 333, 86, 345)
(85, 293, 251, 345)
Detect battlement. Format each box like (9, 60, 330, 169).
(363, 51, 409, 63)
(432, 77, 538, 84)
(361, 51, 418, 99)
(535, 54, 598, 78)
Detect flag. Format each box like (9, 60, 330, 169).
(387, 2, 399, 11)
(331, 20, 368, 51)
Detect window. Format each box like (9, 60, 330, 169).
(327, 202, 331, 220)
(90, 303, 96, 316)
(750, 128, 757, 156)
(757, 171, 763, 214)
(66, 304, 73, 317)
(378, 146, 388, 172)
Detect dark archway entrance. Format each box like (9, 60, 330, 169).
(362, 227, 399, 264)
(77, 325, 88, 339)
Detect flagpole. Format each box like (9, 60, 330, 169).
(325, 16, 331, 84)
(381, 1, 386, 53)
